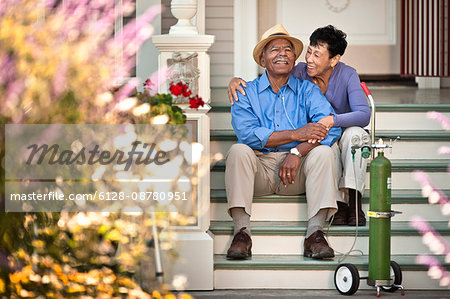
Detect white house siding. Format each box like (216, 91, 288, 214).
(161, 0, 234, 88)
(161, 0, 176, 33)
(205, 0, 234, 87)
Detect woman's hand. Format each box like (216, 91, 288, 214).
(307, 115, 334, 143)
(318, 115, 334, 129)
(227, 77, 247, 104)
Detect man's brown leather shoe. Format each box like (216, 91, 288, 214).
(331, 201, 348, 225)
(303, 230, 335, 259)
(226, 227, 252, 260)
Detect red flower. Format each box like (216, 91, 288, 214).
(180, 83, 191, 97)
(182, 88, 191, 97)
(143, 78, 157, 96)
(169, 82, 183, 96)
(144, 78, 152, 87)
(169, 81, 193, 97)
(189, 95, 205, 109)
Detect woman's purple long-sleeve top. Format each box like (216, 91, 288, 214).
(292, 62, 371, 128)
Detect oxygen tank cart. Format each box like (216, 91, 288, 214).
(333, 83, 405, 297)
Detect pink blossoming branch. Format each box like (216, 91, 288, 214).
(410, 111, 450, 287)
(410, 216, 450, 256)
(412, 111, 450, 211)
(428, 111, 450, 131)
(416, 255, 450, 287)
(0, 0, 162, 123)
(412, 171, 449, 214)
(411, 220, 450, 288)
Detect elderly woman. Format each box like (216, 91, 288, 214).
(228, 25, 371, 226)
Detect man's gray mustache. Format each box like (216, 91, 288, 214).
(274, 57, 289, 63)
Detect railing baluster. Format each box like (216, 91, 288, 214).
(401, 0, 449, 77)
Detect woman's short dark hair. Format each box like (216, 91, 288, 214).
(309, 25, 347, 58)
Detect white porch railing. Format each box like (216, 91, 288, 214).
(152, 0, 214, 290)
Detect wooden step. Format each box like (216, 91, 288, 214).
(208, 103, 450, 131)
(211, 139, 448, 160)
(210, 159, 450, 190)
(210, 158, 450, 190)
(209, 103, 450, 113)
(213, 233, 444, 256)
(209, 111, 450, 130)
(210, 189, 450, 222)
(210, 221, 450, 237)
(210, 129, 450, 159)
(211, 202, 446, 222)
(214, 253, 449, 271)
(210, 189, 447, 204)
(210, 129, 450, 141)
(211, 159, 450, 172)
(210, 221, 450, 255)
(214, 254, 448, 289)
(210, 170, 449, 190)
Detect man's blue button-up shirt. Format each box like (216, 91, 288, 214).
(231, 71, 342, 153)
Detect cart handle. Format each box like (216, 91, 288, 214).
(361, 82, 372, 97)
(360, 82, 375, 151)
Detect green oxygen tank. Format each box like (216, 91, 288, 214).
(368, 150, 392, 286)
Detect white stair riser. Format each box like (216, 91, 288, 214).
(210, 113, 231, 130)
(211, 203, 447, 222)
(211, 172, 450, 190)
(214, 269, 445, 290)
(213, 235, 447, 255)
(211, 140, 449, 160)
(211, 88, 229, 104)
(209, 112, 450, 131)
(372, 172, 447, 190)
(374, 112, 450, 131)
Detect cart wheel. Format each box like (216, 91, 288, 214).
(334, 263, 360, 295)
(382, 261, 402, 292)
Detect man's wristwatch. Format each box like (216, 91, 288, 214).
(290, 147, 302, 158)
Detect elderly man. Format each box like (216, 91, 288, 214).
(225, 24, 342, 260)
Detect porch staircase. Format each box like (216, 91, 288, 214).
(207, 87, 450, 291)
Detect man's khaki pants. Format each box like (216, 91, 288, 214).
(225, 144, 339, 220)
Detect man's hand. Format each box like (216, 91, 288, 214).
(227, 77, 247, 104)
(308, 116, 333, 143)
(293, 123, 328, 142)
(265, 123, 328, 148)
(278, 153, 301, 186)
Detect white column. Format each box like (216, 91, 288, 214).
(169, 0, 199, 35)
(160, 107, 212, 290)
(152, 35, 214, 103)
(415, 77, 441, 89)
(151, 0, 214, 290)
(192, 0, 205, 34)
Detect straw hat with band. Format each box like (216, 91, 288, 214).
(253, 24, 304, 66)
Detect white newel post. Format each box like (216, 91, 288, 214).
(152, 0, 214, 291)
